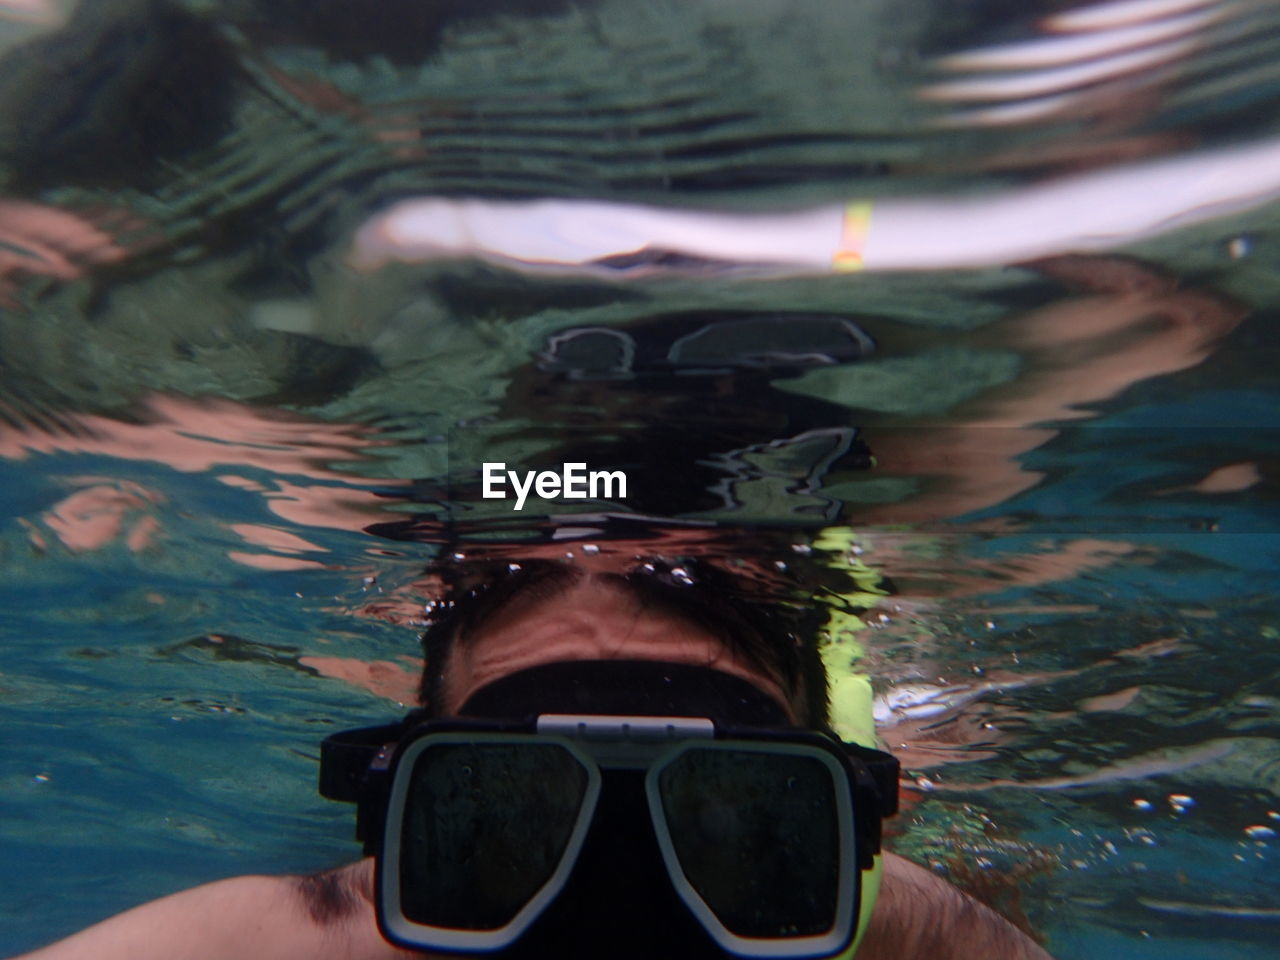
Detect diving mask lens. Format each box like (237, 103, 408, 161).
(383, 735, 600, 949)
(648, 742, 856, 953)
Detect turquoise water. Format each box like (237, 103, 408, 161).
(1, 1, 1279, 956)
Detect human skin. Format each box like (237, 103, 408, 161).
(436, 576, 797, 720)
(16, 575, 1053, 960)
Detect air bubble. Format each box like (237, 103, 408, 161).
(582, 544, 600, 555)
(1244, 825, 1276, 839)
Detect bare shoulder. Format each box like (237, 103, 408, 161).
(856, 853, 1056, 960)
(292, 858, 377, 925)
(289, 859, 419, 959)
(14, 861, 414, 960)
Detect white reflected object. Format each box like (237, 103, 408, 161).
(1048, 0, 1228, 32)
(919, 37, 1197, 102)
(868, 135, 1280, 269)
(350, 134, 1280, 276)
(931, 92, 1091, 128)
(936, 6, 1225, 70)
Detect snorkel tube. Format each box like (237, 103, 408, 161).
(812, 525, 895, 957)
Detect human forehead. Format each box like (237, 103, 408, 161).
(440, 577, 797, 721)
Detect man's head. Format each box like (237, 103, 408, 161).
(321, 553, 896, 960)
(418, 556, 831, 728)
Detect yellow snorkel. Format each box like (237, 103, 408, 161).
(812, 525, 894, 957)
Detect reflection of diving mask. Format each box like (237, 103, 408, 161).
(320, 661, 898, 959)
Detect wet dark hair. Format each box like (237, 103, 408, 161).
(418, 557, 831, 727)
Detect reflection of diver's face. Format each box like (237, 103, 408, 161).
(439, 576, 796, 722)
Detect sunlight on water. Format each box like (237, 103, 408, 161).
(0, 1, 1277, 957)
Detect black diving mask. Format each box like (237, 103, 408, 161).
(319, 661, 898, 959)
